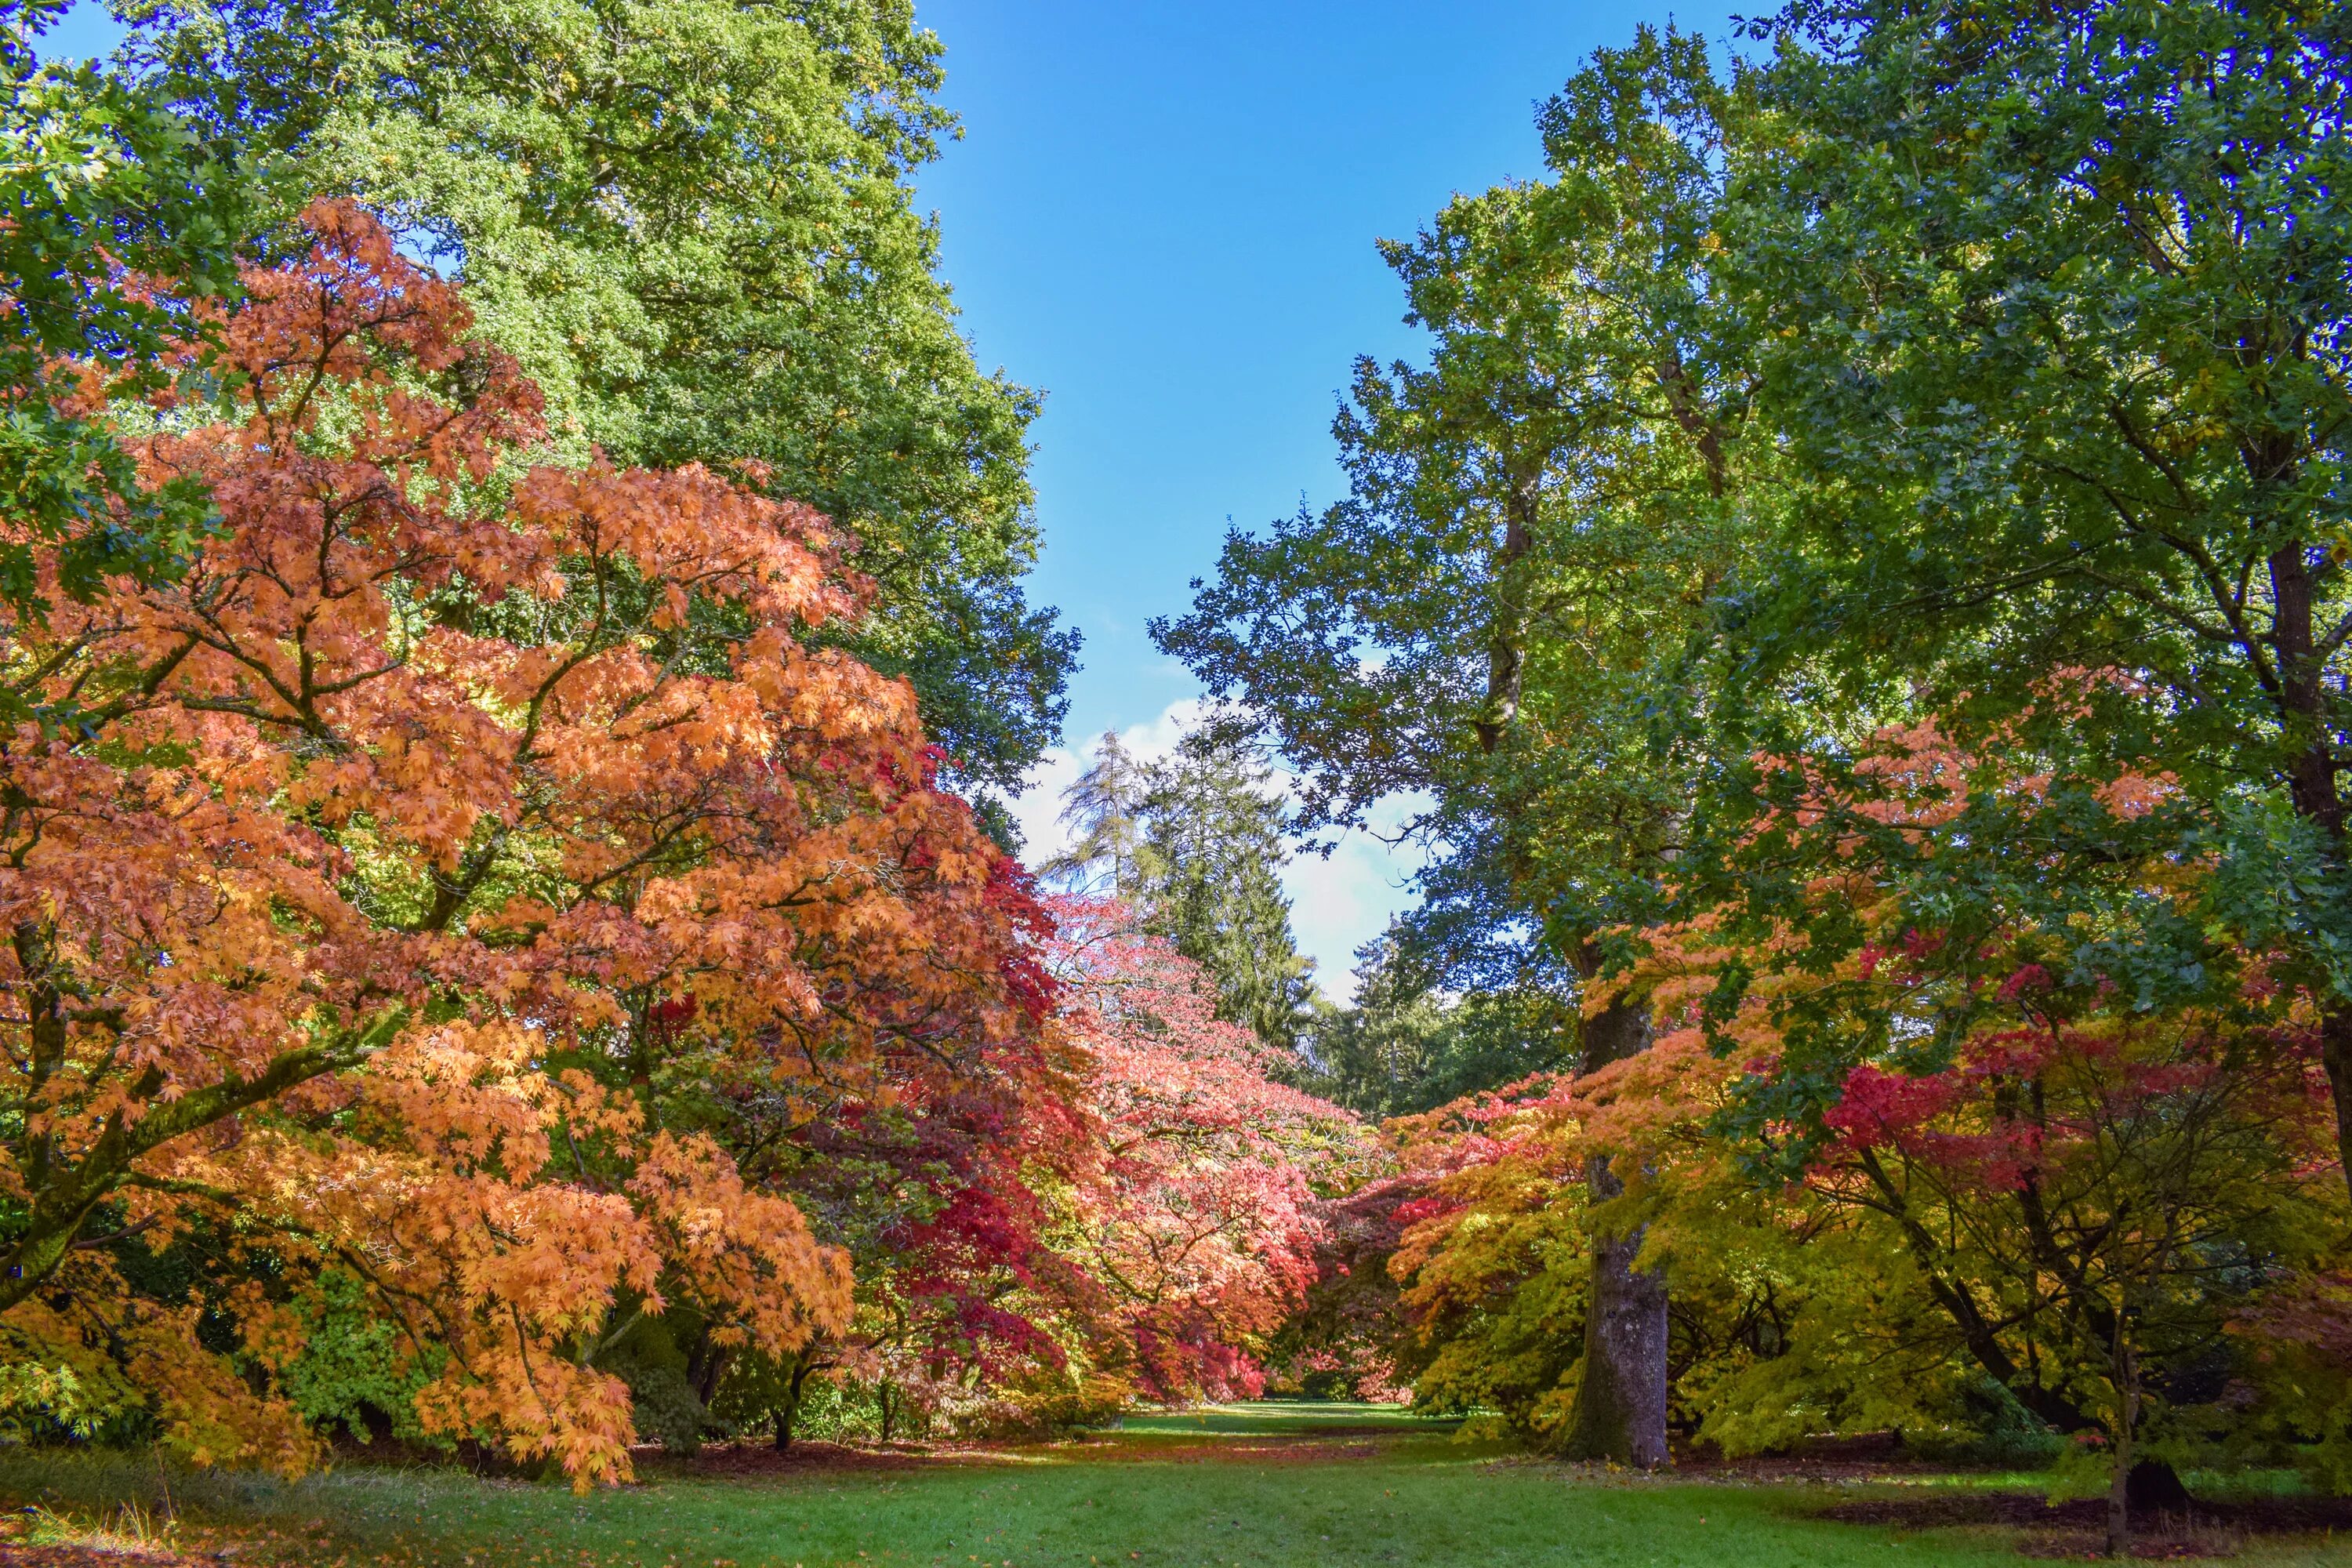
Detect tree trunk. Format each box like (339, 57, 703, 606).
(2268, 544, 2352, 1207)
(1563, 1159, 1671, 1466)
(771, 1356, 811, 1452)
(1562, 986, 1669, 1468)
(2104, 1308, 2142, 1559)
(2105, 1428, 2132, 1560)
(2322, 1006, 2352, 1208)
(1472, 463, 1538, 755)
(771, 1354, 818, 1457)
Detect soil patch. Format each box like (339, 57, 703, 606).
(655, 1429, 1406, 1477)
(1674, 1432, 2026, 1487)
(648, 1439, 975, 1477)
(1151, 1439, 1387, 1465)
(1817, 1491, 2352, 1534)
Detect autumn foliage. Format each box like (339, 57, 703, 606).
(1383, 717, 2348, 1482)
(710, 898, 1356, 1441)
(1042, 898, 1356, 1403)
(0, 232, 1358, 1473)
(0, 205, 1043, 1485)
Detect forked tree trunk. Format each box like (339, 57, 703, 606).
(1562, 989, 1669, 1468)
(771, 1356, 812, 1452)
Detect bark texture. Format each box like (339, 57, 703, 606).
(2269, 543, 2352, 1208)
(1561, 988, 1669, 1467)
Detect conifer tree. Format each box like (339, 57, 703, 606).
(1040, 732, 1158, 899)
(1044, 729, 1317, 1054)
(1140, 735, 1318, 1054)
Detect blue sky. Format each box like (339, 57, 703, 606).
(37, 0, 1741, 996)
(913, 2, 1741, 993)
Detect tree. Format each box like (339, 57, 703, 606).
(1045, 729, 1317, 1054)
(0, 0, 252, 631)
(1307, 928, 1574, 1120)
(1385, 717, 2347, 1529)
(1044, 898, 1358, 1403)
(716, 906, 1099, 1449)
(1641, 713, 2346, 1537)
(1306, 933, 1451, 1120)
(1822, 1017, 2325, 1554)
(1137, 733, 1317, 1054)
(122, 0, 1076, 810)
(1719, 0, 2352, 1197)
(1258, 1167, 1419, 1404)
(706, 887, 1358, 1445)
(0, 205, 1040, 1486)
(1154, 29, 1761, 1464)
(1040, 732, 1156, 899)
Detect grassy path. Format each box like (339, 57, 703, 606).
(2, 1406, 2345, 1567)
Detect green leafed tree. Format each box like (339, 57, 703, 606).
(1, 0, 252, 630)
(1306, 928, 1573, 1121)
(1154, 28, 1766, 1465)
(119, 0, 1073, 807)
(1715, 0, 2352, 1196)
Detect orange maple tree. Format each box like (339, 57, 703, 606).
(0, 204, 1038, 1484)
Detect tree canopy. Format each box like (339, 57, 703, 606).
(1156, 0, 2352, 1526)
(5, 0, 2351, 1544)
(0, 0, 252, 630)
(122, 0, 1074, 814)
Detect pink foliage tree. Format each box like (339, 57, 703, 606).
(1044, 898, 1358, 1402)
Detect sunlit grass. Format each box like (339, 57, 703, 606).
(1112, 1401, 1457, 1436)
(0, 1410, 2342, 1568)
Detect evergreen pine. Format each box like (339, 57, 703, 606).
(1139, 735, 1317, 1054)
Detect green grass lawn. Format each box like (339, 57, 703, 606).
(1111, 1401, 1459, 1436)
(2, 1408, 2346, 1568)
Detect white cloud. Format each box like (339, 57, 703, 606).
(1008, 697, 1430, 1004)
(1006, 746, 1086, 867)
(1283, 790, 1432, 1004)
(1109, 696, 1210, 766)
(1007, 697, 1207, 866)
